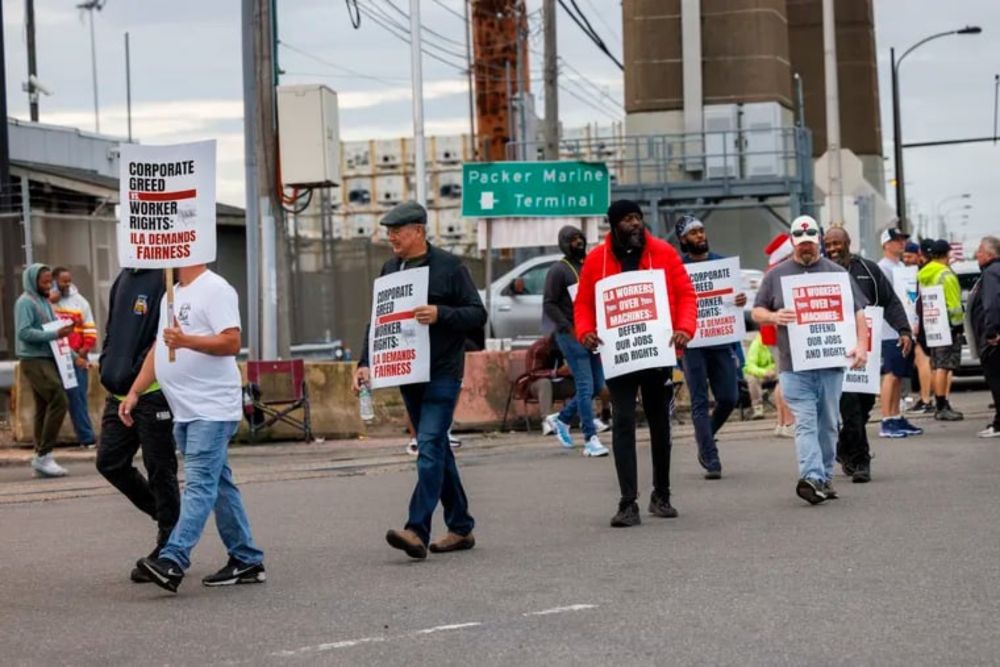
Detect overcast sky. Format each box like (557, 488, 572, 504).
(3, 0, 997, 245)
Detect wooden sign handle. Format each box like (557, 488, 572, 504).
(166, 267, 176, 363)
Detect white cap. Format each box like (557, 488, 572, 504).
(790, 215, 820, 245)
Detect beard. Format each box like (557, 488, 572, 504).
(616, 226, 645, 251)
(570, 245, 586, 261)
(687, 240, 709, 255)
(796, 246, 819, 264)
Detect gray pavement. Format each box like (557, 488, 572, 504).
(1, 390, 999, 666)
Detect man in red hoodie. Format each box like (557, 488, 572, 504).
(574, 200, 698, 527)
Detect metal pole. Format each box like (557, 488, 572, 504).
(0, 0, 20, 356)
(20, 176, 32, 265)
(464, 0, 477, 160)
(88, 8, 100, 133)
(241, 0, 261, 360)
(26, 0, 38, 121)
(821, 0, 843, 227)
(409, 0, 427, 207)
(542, 0, 559, 160)
(125, 32, 132, 142)
(516, 14, 527, 161)
(793, 72, 805, 127)
(484, 219, 492, 339)
(993, 73, 998, 145)
(891, 48, 906, 230)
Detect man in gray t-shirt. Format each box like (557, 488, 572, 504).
(752, 215, 869, 505)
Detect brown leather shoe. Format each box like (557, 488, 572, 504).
(428, 532, 476, 553)
(385, 528, 427, 559)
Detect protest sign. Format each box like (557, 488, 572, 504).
(368, 267, 431, 389)
(42, 321, 78, 390)
(567, 283, 579, 302)
(118, 140, 217, 269)
(781, 272, 857, 371)
(920, 284, 952, 348)
(685, 257, 746, 348)
(842, 306, 882, 394)
(596, 270, 675, 379)
(892, 265, 919, 330)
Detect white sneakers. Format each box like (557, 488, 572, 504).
(405, 438, 418, 456)
(774, 424, 795, 439)
(31, 453, 68, 478)
(583, 436, 610, 457)
(405, 431, 462, 456)
(593, 417, 611, 434)
(977, 425, 1000, 439)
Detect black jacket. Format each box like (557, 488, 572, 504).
(542, 227, 584, 335)
(358, 244, 487, 381)
(99, 269, 166, 396)
(969, 257, 1000, 358)
(847, 256, 912, 336)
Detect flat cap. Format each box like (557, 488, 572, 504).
(380, 201, 428, 227)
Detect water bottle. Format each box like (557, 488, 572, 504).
(359, 382, 375, 423)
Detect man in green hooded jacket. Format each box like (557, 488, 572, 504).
(15, 263, 74, 477)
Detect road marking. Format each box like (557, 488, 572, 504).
(413, 622, 483, 635)
(274, 637, 385, 657)
(523, 604, 598, 616)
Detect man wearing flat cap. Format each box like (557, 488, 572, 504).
(354, 201, 487, 560)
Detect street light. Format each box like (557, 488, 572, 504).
(891, 25, 982, 234)
(77, 0, 105, 133)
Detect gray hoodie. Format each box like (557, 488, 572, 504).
(14, 263, 59, 359)
(542, 226, 585, 335)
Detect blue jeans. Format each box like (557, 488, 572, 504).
(400, 377, 473, 545)
(779, 369, 844, 482)
(66, 365, 96, 444)
(159, 421, 264, 571)
(681, 345, 738, 471)
(555, 333, 604, 440)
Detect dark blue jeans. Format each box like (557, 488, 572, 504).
(555, 332, 604, 440)
(400, 377, 473, 545)
(66, 364, 96, 445)
(681, 345, 738, 471)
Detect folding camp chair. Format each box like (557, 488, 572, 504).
(244, 359, 313, 442)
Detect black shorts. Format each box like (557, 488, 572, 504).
(930, 341, 962, 371)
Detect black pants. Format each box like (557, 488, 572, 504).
(984, 348, 1000, 430)
(606, 368, 673, 505)
(97, 391, 180, 540)
(837, 391, 876, 467)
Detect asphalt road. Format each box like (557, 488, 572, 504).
(2, 394, 999, 666)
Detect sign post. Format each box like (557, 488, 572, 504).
(461, 161, 610, 218)
(118, 140, 217, 362)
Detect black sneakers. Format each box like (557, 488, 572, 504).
(648, 492, 679, 518)
(795, 478, 828, 505)
(852, 462, 871, 484)
(610, 501, 641, 527)
(821, 481, 839, 500)
(202, 557, 267, 587)
(934, 406, 964, 421)
(137, 557, 184, 593)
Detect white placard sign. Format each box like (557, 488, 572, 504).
(685, 257, 747, 348)
(920, 284, 953, 348)
(42, 321, 78, 390)
(780, 272, 857, 371)
(368, 267, 431, 389)
(567, 283, 579, 302)
(842, 306, 883, 394)
(892, 265, 919, 330)
(118, 140, 217, 268)
(596, 270, 675, 379)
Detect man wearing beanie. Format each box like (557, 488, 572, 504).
(674, 215, 746, 479)
(574, 200, 697, 527)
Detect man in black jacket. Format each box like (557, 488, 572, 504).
(97, 269, 180, 582)
(969, 236, 1000, 438)
(541, 225, 609, 457)
(825, 228, 913, 482)
(354, 201, 487, 560)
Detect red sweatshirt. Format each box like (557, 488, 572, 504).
(573, 231, 698, 350)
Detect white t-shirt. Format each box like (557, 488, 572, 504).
(154, 270, 243, 422)
(877, 256, 901, 341)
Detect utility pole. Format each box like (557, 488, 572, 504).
(77, 0, 103, 133)
(125, 32, 133, 142)
(409, 0, 428, 206)
(464, 0, 476, 160)
(821, 0, 844, 227)
(542, 0, 558, 160)
(0, 1, 22, 357)
(25, 0, 39, 121)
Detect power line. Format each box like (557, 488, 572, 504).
(379, 0, 467, 48)
(279, 41, 409, 85)
(357, 2, 470, 68)
(580, 0, 621, 43)
(556, 0, 623, 71)
(558, 56, 623, 110)
(558, 82, 621, 122)
(430, 0, 465, 22)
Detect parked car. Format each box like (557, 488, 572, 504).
(481, 254, 760, 340)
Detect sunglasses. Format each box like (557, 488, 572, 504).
(791, 228, 819, 238)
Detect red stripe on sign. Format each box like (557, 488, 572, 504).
(697, 287, 734, 298)
(130, 189, 197, 202)
(376, 310, 415, 325)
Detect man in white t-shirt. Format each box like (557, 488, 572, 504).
(121, 264, 265, 594)
(876, 227, 924, 439)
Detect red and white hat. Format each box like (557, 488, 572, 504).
(764, 233, 793, 266)
(789, 215, 821, 245)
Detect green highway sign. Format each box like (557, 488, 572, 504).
(461, 161, 610, 218)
